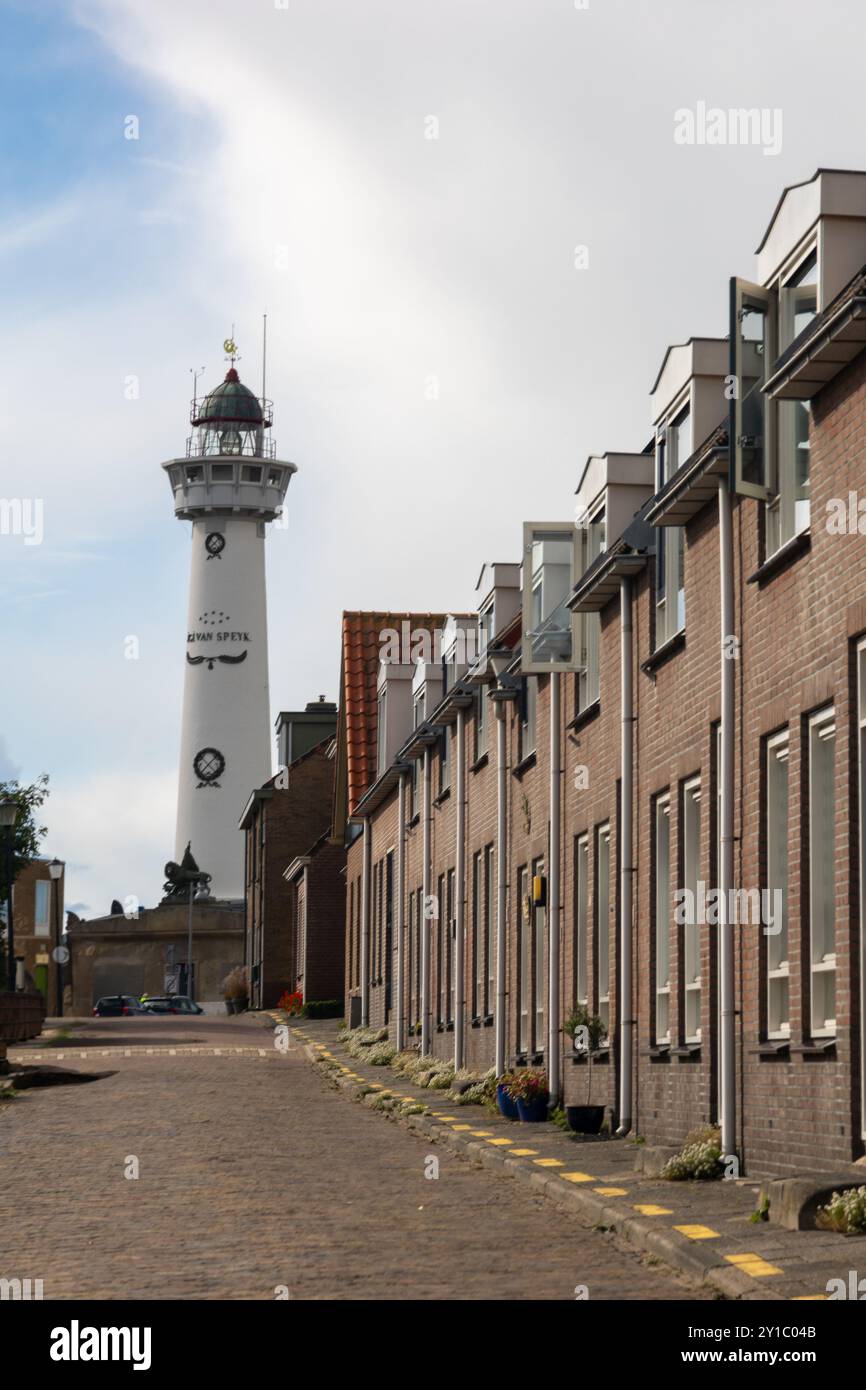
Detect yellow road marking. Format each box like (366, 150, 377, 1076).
(594, 1186, 628, 1196)
(675, 1225, 720, 1240)
(468, 1130, 493, 1137)
(724, 1253, 783, 1278)
(634, 1204, 673, 1216)
(534, 1158, 565, 1168)
(560, 1172, 594, 1183)
(486, 1138, 514, 1146)
(451, 1124, 474, 1131)
(792, 1294, 827, 1301)
(508, 1148, 539, 1157)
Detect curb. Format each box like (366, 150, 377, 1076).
(297, 1035, 780, 1301)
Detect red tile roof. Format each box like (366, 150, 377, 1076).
(337, 612, 448, 818)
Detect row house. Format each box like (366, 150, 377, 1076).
(240, 700, 342, 1010)
(338, 168, 866, 1177)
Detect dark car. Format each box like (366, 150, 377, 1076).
(140, 995, 204, 1015)
(92, 995, 146, 1017)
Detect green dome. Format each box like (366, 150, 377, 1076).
(195, 368, 263, 427)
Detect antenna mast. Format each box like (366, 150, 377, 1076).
(262, 312, 268, 405)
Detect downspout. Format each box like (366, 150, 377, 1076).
(548, 671, 562, 1108)
(494, 698, 508, 1078)
(360, 816, 371, 1027)
(718, 476, 736, 1161)
(616, 575, 634, 1136)
(396, 770, 407, 1053)
(421, 745, 432, 1056)
(454, 707, 466, 1071)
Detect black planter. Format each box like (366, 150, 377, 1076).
(566, 1105, 605, 1135)
(225, 999, 236, 1015)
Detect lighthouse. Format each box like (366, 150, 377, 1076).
(162, 341, 296, 900)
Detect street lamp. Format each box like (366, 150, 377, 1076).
(186, 876, 211, 1004)
(48, 858, 64, 1017)
(0, 801, 19, 993)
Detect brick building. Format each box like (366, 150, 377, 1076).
(240, 709, 341, 1010)
(340, 168, 866, 1177)
(4, 856, 65, 1014)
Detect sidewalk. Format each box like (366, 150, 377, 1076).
(259, 1013, 865, 1302)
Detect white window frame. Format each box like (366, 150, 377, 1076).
(518, 866, 530, 1054)
(683, 777, 702, 1043)
(576, 503, 606, 711)
(575, 835, 589, 1007)
(532, 855, 546, 1054)
(808, 706, 836, 1038)
(767, 245, 817, 556)
(766, 730, 790, 1039)
(654, 392, 690, 649)
(34, 879, 51, 938)
(521, 521, 580, 674)
(654, 795, 671, 1045)
(596, 825, 610, 1040)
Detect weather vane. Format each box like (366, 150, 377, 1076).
(223, 330, 239, 367)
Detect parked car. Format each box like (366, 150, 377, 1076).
(140, 995, 204, 1015)
(92, 995, 147, 1017)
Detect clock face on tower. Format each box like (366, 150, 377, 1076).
(193, 747, 225, 787)
(205, 532, 225, 558)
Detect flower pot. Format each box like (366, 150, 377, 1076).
(224, 999, 236, 1015)
(566, 1104, 605, 1135)
(516, 1095, 549, 1123)
(497, 1084, 520, 1120)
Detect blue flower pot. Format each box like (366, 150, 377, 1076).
(517, 1095, 549, 1123)
(497, 1084, 520, 1120)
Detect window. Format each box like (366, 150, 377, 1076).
(654, 403, 689, 648)
(485, 844, 495, 1016)
(522, 523, 579, 671)
(475, 686, 488, 759)
(34, 880, 51, 938)
(532, 856, 546, 1052)
(596, 826, 610, 1037)
(518, 676, 537, 761)
(407, 891, 415, 1027)
(415, 888, 422, 1026)
(472, 852, 482, 1017)
(574, 836, 589, 1006)
(766, 731, 790, 1038)
(446, 868, 455, 1025)
(184, 465, 203, 483)
(478, 602, 493, 658)
(654, 796, 671, 1043)
(730, 252, 817, 557)
(440, 728, 450, 794)
(437, 873, 445, 1026)
(808, 707, 836, 1036)
(210, 463, 234, 482)
(518, 866, 530, 1052)
(241, 464, 262, 482)
(576, 507, 606, 711)
(682, 778, 702, 1042)
(769, 252, 817, 554)
(377, 686, 388, 777)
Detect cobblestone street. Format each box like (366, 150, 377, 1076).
(0, 1015, 708, 1301)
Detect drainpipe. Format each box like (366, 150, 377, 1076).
(548, 672, 562, 1108)
(421, 745, 432, 1057)
(616, 576, 634, 1136)
(718, 476, 736, 1161)
(396, 770, 407, 1052)
(454, 707, 466, 1071)
(360, 817, 371, 1027)
(494, 698, 508, 1078)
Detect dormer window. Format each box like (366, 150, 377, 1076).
(376, 686, 388, 777)
(521, 522, 579, 672)
(731, 245, 818, 557)
(654, 403, 688, 648)
(478, 602, 493, 657)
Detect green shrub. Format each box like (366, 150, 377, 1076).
(302, 999, 342, 1019)
(817, 1186, 866, 1234)
(662, 1139, 724, 1181)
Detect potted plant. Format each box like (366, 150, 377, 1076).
(509, 1067, 549, 1122)
(564, 1004, 606, 1134)
(496, 1071, 520, 1120)
(222, 967, 249, 1015)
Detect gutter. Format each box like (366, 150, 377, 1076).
(616, 576, 634, 1135)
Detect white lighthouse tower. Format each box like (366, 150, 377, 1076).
(163, 341, 296, 900)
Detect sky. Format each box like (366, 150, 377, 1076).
(1, 0, 864, 916)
